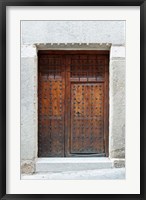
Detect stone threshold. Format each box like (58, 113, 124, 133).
(36, 157, 114, 172)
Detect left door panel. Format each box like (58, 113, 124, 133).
(38, 54, 65, 157)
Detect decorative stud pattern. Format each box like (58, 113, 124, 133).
(70, 55, 105, 81)
(71, 83, 104, 154)
(38, 53, 108, 157)
(38, 56, 65, 157)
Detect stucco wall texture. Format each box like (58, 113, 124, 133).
(21, 21, 125, 173)
(21, 21, 125, 45)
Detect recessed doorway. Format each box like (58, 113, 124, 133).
(38, 50, 109, 157)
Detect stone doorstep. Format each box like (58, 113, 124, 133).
(36, 157, 114, 172)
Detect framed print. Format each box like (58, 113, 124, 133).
(0, 0, 145, 199)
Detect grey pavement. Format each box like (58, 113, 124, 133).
(21, 168, 125, 180)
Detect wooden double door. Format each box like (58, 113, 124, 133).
(38, 50, 109, 157)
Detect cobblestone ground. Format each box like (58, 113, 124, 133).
(21, 168, 125, 180)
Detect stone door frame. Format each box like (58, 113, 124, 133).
(21, 43, 125, 173)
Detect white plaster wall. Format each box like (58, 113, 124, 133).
(21, 21, 125, 45)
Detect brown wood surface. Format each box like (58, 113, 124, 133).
(38, 55, 65, 157)
(38, 50, 109, 55)
(38, 51, 109, 157)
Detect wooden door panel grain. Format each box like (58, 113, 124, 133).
(38, 51, 109, 157)
(38, 55, 65, 157)
(68, 54, 107, 155)
(70, 83, 104, 154)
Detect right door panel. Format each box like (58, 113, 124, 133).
(68, 54, 109, 156)
(71, 83, 105, 154)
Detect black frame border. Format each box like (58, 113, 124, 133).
(0, 0, 145, 199)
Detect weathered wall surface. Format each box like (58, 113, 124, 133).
(21, 21, 125, 173)
(21, 45, 38, 173)
(21, 21, 125, 45)
(109, 46, 125, 159)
